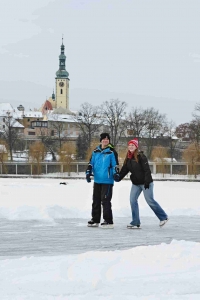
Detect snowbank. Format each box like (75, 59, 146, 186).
(0, 240, 200, 299)
(0, 179, 200, 221)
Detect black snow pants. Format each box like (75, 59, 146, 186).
(91, 183, 113, 223)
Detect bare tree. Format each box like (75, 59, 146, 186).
(39, 128, 57, 161)
(74, 102, 103, 149)
(59, 141, 76, 176)
(188, 103, 200, 147)
(0, 139, 8, 174)
(193, 103, 200, 120)
(164, 120, 179, 162)
(189, 119, 200, 147)
(175, 123, 192, 140)
(142, 108, 167, 158)
(182, 143, 200, 178)
(1, 112, 22, 161)
(29, 141, 47, 175)
(151, 146, 169, 177)
(101, 99, 127, 146)
(127, 107, 147, 137)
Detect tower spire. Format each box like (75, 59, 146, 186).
(52, 89, 55, 100)
(56, 37, 69, 78)
(55, 39, 70, 111)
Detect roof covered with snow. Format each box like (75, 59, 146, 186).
(47, 113, 76, 123)
(23, 111, 43, 118)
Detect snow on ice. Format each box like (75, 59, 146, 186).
(0, 178, 200, 299)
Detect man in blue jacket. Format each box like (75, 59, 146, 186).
(86, 133, 119, 228)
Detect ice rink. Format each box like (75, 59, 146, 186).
(1, 178, 200, 299)
(0, 216, 200, 258)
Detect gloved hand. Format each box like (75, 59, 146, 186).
(114, 173, 120, 182)
(86, 171, 91, 183)
(144, 182, 149, 189)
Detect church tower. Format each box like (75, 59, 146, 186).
(55, 38, 70, 110)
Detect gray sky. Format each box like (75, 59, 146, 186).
(0, 0, 200, 124)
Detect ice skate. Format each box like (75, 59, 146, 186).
(87, 220, 99, 227)
(159, 218, 169, 227)
(127, 224, 141, 229)
(100, 221, 114, 229)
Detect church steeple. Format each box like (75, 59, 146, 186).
(55, 37, 70, 111)
(56, 37, 69, 78)
(52, 89, 55, 100)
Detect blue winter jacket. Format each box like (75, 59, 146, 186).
(87, 144, 119, 184)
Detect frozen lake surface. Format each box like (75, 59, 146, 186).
(1, 216, 199, 258)
(1, 179, 200, 299)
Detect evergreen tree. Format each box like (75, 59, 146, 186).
(76, 134, 88, 160)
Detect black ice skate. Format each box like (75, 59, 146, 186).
(87, 220, 99, 227)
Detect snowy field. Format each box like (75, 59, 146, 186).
(0, 178, 200, 299)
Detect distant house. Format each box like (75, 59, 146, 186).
(21, 111, 45, 138)
(0, 102, 24, 136)
(47, 113, 80, 138)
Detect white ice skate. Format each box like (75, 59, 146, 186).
(159, 219, 169, 227)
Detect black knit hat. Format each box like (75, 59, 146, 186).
(100, 132, 110, 142)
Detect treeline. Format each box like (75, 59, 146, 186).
(75, 99, 200, 162)
(1, 99, 200, 164)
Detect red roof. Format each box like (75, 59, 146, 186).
(42, 100, 53, 114)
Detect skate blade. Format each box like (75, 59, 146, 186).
(100, 225, 114, 229)
(127, 226, 141, 229)
(87, 224, 99, 227)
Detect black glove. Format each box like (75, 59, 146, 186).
(114, 173, 120, 182)
(86, 171, 91, 183)
(144, 182, 149, 189)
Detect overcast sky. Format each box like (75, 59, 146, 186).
(1, 0, 200, 124)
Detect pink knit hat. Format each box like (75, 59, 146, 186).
(128, 138, 138, 148)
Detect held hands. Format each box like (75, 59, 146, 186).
(144, 182, 150, 189)
(114, 173, 120, 182)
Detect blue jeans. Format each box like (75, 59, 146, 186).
(129, 182, 168, 226)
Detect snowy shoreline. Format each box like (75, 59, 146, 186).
(1, 173, 200, 182)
